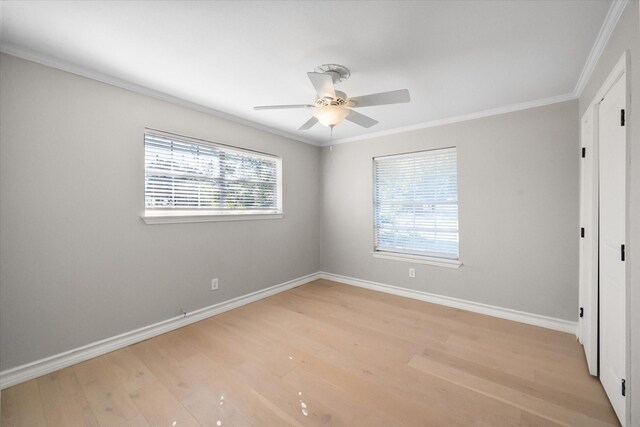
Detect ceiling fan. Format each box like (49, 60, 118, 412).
(254, 64, 410, 130)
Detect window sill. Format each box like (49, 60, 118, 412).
(141, 212, 283, 224)
(372, 251, 462, 269)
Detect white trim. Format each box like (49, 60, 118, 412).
(578, 104, 600, 376)
(0, 44, 578, 148)
(0, 44, 321, 147)
(0, 0, 626, 149)
(576, 54, 628, 375)
(372, 252, 462, 269)
(573, 0, 629, 97)
(587, 51, 627, 110)
(332, 0, 629, 151)
(141, 212, 283, 224)
(0, 270, 579, 389)
(0, 272, 321, 390)
(1, 0, 624, 152)
(318, 272, 578, 334)
(328, 92, 577, 146)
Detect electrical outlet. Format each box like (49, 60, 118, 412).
(211, 278, 219, 290)
(409, 268, 416, 278)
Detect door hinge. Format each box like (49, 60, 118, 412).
(621, 109, 625, 126)
(581, 227, 585, 238)
(581, 147, 586, 158)
(579, 307, 584, 318)
(621, 244, 626, 261)
(622, 379, 626, 396)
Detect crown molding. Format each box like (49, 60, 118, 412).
(573, 0, 629, 97)
(330, 0, 628, 147)
(327, 92, 577, 146)
(1, 0, 627, 148)
(0, 44, 322, 147)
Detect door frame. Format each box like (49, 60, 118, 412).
(579, 50, 631, 425)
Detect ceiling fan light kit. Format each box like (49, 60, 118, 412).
(313, 105, 351, 128)
(254, 63, 410, 131)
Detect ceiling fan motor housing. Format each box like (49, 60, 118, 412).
(315, 90, 348, 107)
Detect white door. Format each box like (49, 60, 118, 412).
(579, 108, 599, 376)
(598, 73, 627, 424)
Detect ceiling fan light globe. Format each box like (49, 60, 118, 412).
(313, 105, 350, 127)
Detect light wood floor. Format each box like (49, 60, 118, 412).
(1, 279, 619, 426)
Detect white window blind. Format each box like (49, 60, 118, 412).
(144, 130, 281, 217)
(374, 147, 459, 260)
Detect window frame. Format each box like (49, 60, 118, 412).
(372, 147, 461, 269)
(142, 129, 283, 224)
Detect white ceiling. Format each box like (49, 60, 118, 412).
(0, 0, 614, 145)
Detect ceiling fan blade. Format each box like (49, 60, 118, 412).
(307, 72, 336, 99)
(345, 109, 378, 128)
(254, 104, 313, 110)
(298, 116, 319, 130)
(349, 89, 410, 108)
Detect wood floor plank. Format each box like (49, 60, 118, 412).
(520, 411, 567, 427)
(0, 380, 47, 427)
(314, 279, 579, 349)
(130, 339, 285, 426)
(408, 353, 618, 426)
(176, 376, 254, 427)
(281, 368, 400, 427)
(423, 346, 614, 420)
(73, 356, 150, 427)
(36, 368, 99, 427)
(297, 282, 583, 359)
(533, 367, 610, 404)
(0, 280, 619, 426)
(219, 298, 526, 426)
(127, 380, 201, 427)
(104, 348, 158, 394)
(234, 360, 343, 427)
(103, 348, 201, 427)
(279, 286, 590, 400)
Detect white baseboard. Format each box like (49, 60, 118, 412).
(0, 272, 321, 390)
(318, 272, 577, 335)
(1, 270, 577, 389)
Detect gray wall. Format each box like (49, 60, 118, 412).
(578, 2, 640, 424)
(0, 32, 602, 374)
(321, 100, 579, 321)
(0, 53, 322, 371)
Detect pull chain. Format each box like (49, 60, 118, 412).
(330, 126, 334, 151)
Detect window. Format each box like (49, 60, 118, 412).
(143, 130, 282, 223)
(373, 147, 459, 265)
